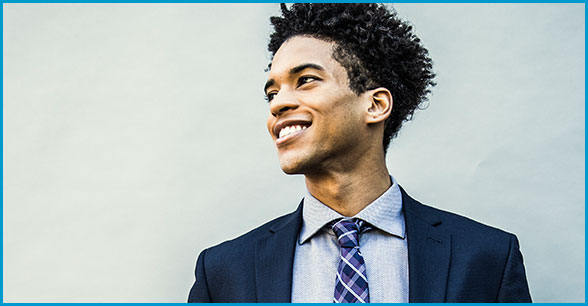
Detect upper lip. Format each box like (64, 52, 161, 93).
(273, 117, 313, 139)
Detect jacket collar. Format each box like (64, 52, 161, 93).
(254, 186, 451, 303)
(254, 200, 303, 302)
(401, 186, 451, 303)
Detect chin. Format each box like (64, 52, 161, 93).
(279, 160, 304, 175)
(280, 167, 301, 175)
(278, 152, 309, 175)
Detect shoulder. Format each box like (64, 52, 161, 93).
(202, 201, 303, 262)
(401, 187, 516, 247)
(400, 187, 531, 302)
(424, 201, 511, 238)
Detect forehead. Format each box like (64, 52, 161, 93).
(269, 36, 343, 79)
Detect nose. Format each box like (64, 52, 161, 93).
(269, 91, 299, 117)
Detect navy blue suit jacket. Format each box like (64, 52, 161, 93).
(188, 187, 531, 302)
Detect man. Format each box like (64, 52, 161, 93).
(188, 3, 531, 303)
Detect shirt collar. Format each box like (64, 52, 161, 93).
(299, 176, 405, 244)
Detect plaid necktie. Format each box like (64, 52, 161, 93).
(332, 218, 371, 303)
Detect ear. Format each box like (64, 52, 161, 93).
(365, 87, 392, 124)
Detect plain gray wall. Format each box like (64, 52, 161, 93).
(3, 3, 584, 302)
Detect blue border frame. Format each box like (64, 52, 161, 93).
(0, 1, 585, 304)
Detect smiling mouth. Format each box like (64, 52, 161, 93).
(279, 125, 308, 139)
(276, 123, 312, 145)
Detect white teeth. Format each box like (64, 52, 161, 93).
(278, 125, 308, 139)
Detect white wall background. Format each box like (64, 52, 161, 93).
(3, 3, 584, 302)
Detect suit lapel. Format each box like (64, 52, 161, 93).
(401, 187, 451, 303)
(255, 201, 303, 302)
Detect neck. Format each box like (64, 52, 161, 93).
(304, 157, 391, 217)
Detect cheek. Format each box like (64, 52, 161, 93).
(266, 116, 274, 137)
(329, 100, 365, 137)
(329, 94, 362, 122)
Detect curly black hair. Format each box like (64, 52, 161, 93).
(268, 3, 436, 153)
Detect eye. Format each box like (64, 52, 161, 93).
(297, 75, 320, 87)
(265, 91, 277, 103)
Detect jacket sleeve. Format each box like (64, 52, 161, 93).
(497, 234, 532, 302)
(188, 249, 212, 303)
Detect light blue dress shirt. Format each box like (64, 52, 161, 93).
(291, 177, 409, 303)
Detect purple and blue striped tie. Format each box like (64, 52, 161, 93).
(332, 218, 371, 303)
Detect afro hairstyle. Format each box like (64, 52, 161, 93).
(268, 3, 436, 153)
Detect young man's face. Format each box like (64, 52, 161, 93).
(265, 36, 370, 175)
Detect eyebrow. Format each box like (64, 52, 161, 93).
(264, 63, 325, 93)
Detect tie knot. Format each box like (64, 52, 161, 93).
(331, 218, 370, 248)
